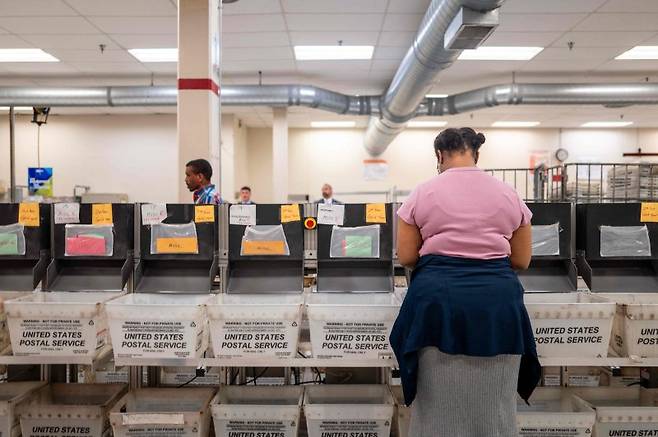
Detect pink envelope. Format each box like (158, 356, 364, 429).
(66, 236, 106, 256)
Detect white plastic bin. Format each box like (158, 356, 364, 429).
(18, 383, 127, 437)
(211, 386, 303, 437)
(574, 387, 658, 437)
(517, 388, 596, 437)
(0, 292, 31, 353)
(5, 292, 122, 357)
(306, 293, 400, 360)
(106, 293, 212, 365)
(77, 352, 130, 384)
(208, 294, 303, 360)
(110, 388, 216, 437)
(524, 293, 616, 358)
(303, 385, 394, 437)
(597, 293, 658, 358)
(0, 381, 46, 437)
(390, 386, 409, 437)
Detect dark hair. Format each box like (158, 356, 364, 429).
(434, 127, 486, 155)
(240, 186, 251, 192)
(186, 159, 213, 181)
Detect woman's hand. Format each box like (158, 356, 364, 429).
(510, 224, 532, 270)
(397, 217, 422, 268)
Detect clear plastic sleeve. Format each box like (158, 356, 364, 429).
(65, 224, 114, 256)
(600, 225, 651, 257)
(240, 224, 290, 256)
(330, 224, 380, 258)
(531, 223, 560, 256)
(150, 222, 199, 255)
(0, 223, 26, 256)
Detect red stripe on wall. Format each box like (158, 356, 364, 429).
(178, 78, 220, 96)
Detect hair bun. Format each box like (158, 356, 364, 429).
(475, 132, 486, 146)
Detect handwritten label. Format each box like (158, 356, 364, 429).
(156, 237, 198, 254)
(317, 204, 345, 225)
(18, 203, 40, 227)
(141, 203, 167, 225)
(641, 202, 658, 222)
(366, 203, 387, 224)
(280, 204, 300, 223)
(54, 202, 80, 224)
(92, 204, 113, 225)
(229, 204, 257, 226)
(194, 205, 215, 223)
(242, 240, 287, 255)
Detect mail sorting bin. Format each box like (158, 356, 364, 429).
(574, 387, 658, 437)
(208, 293, 303, 360)
(516, 387, 596, 437)
(303, 385, 394, 437)
(106, 293, 213, 365)
(110, 388, 216, 437)
(5, 291, 122, 357)
(18, 383, 127, 437)
(211, 386, 303, 437)
(390, 386, 410, 437)
(0, 292, 31, 353)
(0, 381, 46, 437)
(306, 293, 400, 360)
(524, 292, 616, 357)
(597, 293, 658, 358)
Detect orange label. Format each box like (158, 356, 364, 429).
(18, 203, 40, 227)
(641, 202, 658, 222)
(156, 237, 198, 254)
(280, 204, 300, 223)
(194, 205, 215, 223)
(242, 240, 287, 256)
(366, 203, 387, 224)
(92, 204, 113, 225)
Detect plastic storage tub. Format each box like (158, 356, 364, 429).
(516, 388, 596, 436)
(18, 383, 127, 437)
(390, 386, 409, 437)
(0, 292, 31, 353)
(597, 293, 658, 358)
(524, 293, 616, 357)
(211, 386, 303, 437)
(303, 385, 394, 437)
(5, 292, 122, 357)
(306, 293, 400, 360)
(0, 381, 46, 437)
(110, 387, 216, 437)
(106, 293, 212, 365)
(574, 387, 658, 437)
(208, 294, 303, 360)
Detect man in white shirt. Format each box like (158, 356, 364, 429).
(315, 183, 342, 205)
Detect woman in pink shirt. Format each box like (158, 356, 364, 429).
(390, 128, 541, 436)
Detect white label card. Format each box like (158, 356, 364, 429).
(54, 202, 80, 224)
(141, 203, 168, 225)
(230, 204, 257, 226)
(317, 204, 345, 225)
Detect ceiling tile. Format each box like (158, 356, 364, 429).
(223, 14, 286, 33)
(519, 58, 608, 72)
(109, 34, 177, 49)
(65, 0, 176, 16)
(484, 32, 561, 47)
(534, 47, 623, 61)
(382, 14, 424, 31)
(371, 59, 403, 71)
(0, 35, 35, 48)
(70, 61, 150, 73)
(143, 62, 177, 74)
(282, 0, 387, 14)
(497, 14, 588, 32)
(285, 14, 384, 32)
(2, 62, 80, 74)
(599, 0, 658, 13)
(373, 46, 408, 60)
(223, 0, 282, 15)
(20, 34, 119, 49)
(0, 76, 39, 85)
(222, 59, 296, 73)
(0, 17, 100, 34)
(47, 48, 136, 63)
(575, 13, 658, 31)
(551, 31, 656, 48)
(596, 59, 658, 72)
(501, 0, 607, 13)
(378, 31, 415, 47)
(387, 0, 431, 14)
(0, 0, 77, 16)
(223, 46, 293, 61)
(88, 16, 176, 34)
(288, 31, 379, 45)
(223, 32, 290, 48)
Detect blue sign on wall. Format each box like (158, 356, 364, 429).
(28, 167, 53, 196)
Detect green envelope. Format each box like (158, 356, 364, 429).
(0, 233, 19, 255)
(345, 235, 373, 257)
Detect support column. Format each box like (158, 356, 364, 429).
(177, 0, 221, 202)
(272, 107, 288, 203)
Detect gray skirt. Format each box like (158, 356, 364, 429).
(409, 347, 521, 437)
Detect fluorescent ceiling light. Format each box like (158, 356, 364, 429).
(294, 45, 374, 60)
(425, 94, 448, 98)
(129, 48, 177, 62)
(616, 46, 658, 60)
(492, 121, 540, 128)
(310, 121, 356, 128)
(0, 49, 58, 62)
(581, 121, 634, 128)
(0, 106, 33, 112)
(408, 120, 448, 128)
(458, 46, 543, 61)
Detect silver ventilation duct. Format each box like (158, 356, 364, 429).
(363, 0, 505, 156)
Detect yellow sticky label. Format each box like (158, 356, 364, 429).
(242, 240, 287, 256)
(156, 237, 198, 254)
(18, 203, 40, 227)
(195, 205, 215, 223)
(366, 203, 387, 224)
(641, 202, 658, 222)
(280, 204, 301, 223)
(92, 204, 113, 225)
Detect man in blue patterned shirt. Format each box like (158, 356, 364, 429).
(185, 159, 223, 205)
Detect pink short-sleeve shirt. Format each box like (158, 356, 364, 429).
(397, 167, 532, 259)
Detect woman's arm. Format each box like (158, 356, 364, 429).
(397, 218, 423, 268)
(509, 224, 532, 270)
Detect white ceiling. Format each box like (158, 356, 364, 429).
(2, 0, 658, 128)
